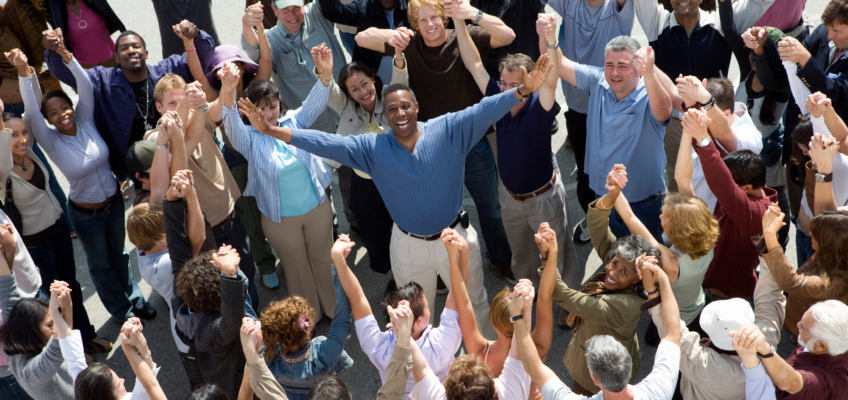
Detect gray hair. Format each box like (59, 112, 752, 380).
(808, 300, 848, 356)
(585, 335, 632, 393)
(606, 235, 657, 266)
(604, 35, 641, 60)
(381, 83, 418, 107)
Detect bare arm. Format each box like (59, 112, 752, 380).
(536, 16, 576, 87)
(513, 294, 557, 390)
(674, 131, 696, 197)
(176, 29, 217, 101)
(256, 24, 273, 81)
(613, 192, 679, 285)
(150, 134, 171, 205)
(638, 47, 673, 122)
(761, 351, 804, 394)
(355, 28, 393, 53)
(454, 17, 489, 95)
(529, 245, 556, 359)
(444, 231, 488, 355)
(476, 12, 515, 49)
(654, 69, 684, 111)
(820, 100, 848, 155)
(538, 14, 558, 112)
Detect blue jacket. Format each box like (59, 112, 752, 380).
(267, 265, 353, 400)
(44, 31, 216, 179)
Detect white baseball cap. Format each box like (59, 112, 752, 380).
(274, 0, 303, 9)
(699, 298, 755, 351)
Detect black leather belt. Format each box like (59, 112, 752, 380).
(398, 211, 469, 241)
(211, 210, 236, 232)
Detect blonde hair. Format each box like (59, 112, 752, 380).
(662, 193, 719, 260)
(153, 73, 187, 104)
(407, 0, 447, 32)
(259, 296, 314, 361)
(126, 203, 165, 253)
(488, 287, 513, 338)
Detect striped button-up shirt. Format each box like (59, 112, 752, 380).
(222, 80, 332, 223)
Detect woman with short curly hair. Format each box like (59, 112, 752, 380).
(258, 265, 353, 400)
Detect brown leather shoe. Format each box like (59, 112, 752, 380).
(491, 260, 517, 285)
(85, 353, 96, 365)
(84, 336, 113, 354)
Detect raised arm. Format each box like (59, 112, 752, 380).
(675, 131, 697, 196)
(736, 323, 804, 395)
(636, 46, 672, 123)
(206, 249, 247, 350)
(512, 281, 558, 391)
(241, 319, 290, 400)
(291, 47, 332, 129)
(167, 170, 206, 257)
(51, 283, 87, 381)
(536, 17, 576, 87)
(530, 223, 557, 358)
(677, 75, 737, 151)
(315, 265, 354, 366)
(174, 26, 217, 101)
(120, 320, 166, 400)
(330, 235, 373, 321)
(355, 27, 413, 54)
(444, 0, 514, 48)
(7, 50, 58, 151)
(0, 120, 12, 190)
(808, 93, 848, 155)
(808, 133, 841, 214)
(453, 15, 489, 94)
(537, 14, 559, 112)
(441, 229, 487, 355)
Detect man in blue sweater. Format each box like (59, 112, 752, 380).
(228, 59, 551, 337)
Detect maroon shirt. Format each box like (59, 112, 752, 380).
(695, 140, 777, 299)
(777, 345, 848, 399)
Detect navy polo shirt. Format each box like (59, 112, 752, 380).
(486, 79, 556, 194)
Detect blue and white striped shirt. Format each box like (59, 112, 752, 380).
(291, 89, 521, 235)
(222, 80, 333, 223)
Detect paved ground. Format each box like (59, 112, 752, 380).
(25, 0, 829, 397)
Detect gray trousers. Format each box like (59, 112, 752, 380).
(498, 172, 582, 290)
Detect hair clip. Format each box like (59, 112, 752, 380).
(298, 315, 310, 330)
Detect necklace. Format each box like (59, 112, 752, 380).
(13, 156, 27, 172)
(68, 2, 87, 29)
(135, 79, 152, 131)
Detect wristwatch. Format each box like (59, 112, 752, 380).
(546, 40, 558, 50)
(510, 314, 524, 323)
(474, 9, 483, 24)
(758, 345, 776, 359)
(699, 96, 716, 111)
(644, 286, 659, 296)
(815, 172, 833, 183)
(516, 85, 530, 99)
(155, 142, 170, 150)
(197, 103, 209, 113)
(695, 137, 712, 148)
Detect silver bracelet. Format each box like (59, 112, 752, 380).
(155, 142, 170, 150)
(137, 350, 151, 360)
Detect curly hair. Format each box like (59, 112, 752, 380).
(407, 0, 447, 32)
(176, 251, 221, 314)
(488, 287, 513, 338)
(443, 355, 497, 400)
(260, 296, 315, 361)
(662, 193, 719, 260)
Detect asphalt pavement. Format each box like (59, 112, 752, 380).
(26, 0, 830, 397)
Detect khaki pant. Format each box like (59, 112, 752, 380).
(261, 199, 336, 321)
(664, 118, 684, 193)
(390, 224, 496, 339)
(498, 172, 583, 290)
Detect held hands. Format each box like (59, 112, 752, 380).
(242, 3, 265, 29)
(218, 62, 242, 92)
(240, 317, 264, 362)
(676, 75, 711, 107)
(158, 111, 184, 140)
(166, 170, 196, 201)
(534, 222, 557, 260)
(634, 46, 656, 77)
(120, 317, 147, 349)
(4, 49, 29, 77)
(805, 92, 832, 118)
(605, 164, 627, 191)
(808, 133, 840, 173)
(536, 14, 557, 44)
(310, 43, 333, 79)
(682, 108, 711, 142)
(0, 223, 16, 255)
(520, 54, 554, 94)
(331, 234, 356, 264)
(728, 323, 771, 356)
(387, 27, 415, 53)
(211, 244, 241, 276)
(237, 97, 273, 135)
(444, 0, 478, 21)
(440, 228, 467, 260)
(635, 253, 660, 288)
(514, 279, 535, 315)
(41, 28, 68, 55)
(173, 20, 200, 41)
(762, 203, 785, 235)
(508, 281, 533, 317)
(386, 300, 413, 337)
(778, 37, 811, 66)
(184, 82, 208, 109)
(742, 27, 769, 56)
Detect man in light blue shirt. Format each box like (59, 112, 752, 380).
(552, 35, 672, 241)
(234, 65, 551, 339)
(540, 0, 635, 242)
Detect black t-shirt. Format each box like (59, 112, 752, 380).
(470, 0, 544, 78)
(129, 78, 158, 146)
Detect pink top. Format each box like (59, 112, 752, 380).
(65, 1, 115, 65)
(755, 0, 806, 33)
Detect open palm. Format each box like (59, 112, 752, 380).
(522, 54, 553, 93)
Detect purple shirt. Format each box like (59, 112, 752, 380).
(755, 0, 805, 32)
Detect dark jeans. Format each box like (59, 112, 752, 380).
(67, 194, 147, 320)
(178, 348, 206, 392)
(564, 109, 595, 214)
(28, 219, 96, 343)
(350, 173, 393, 274)
(0, 375, 32, 400)
(464, 138, 511, 262)
(602, 192, 666, 242)
(213, 212, 260, 312)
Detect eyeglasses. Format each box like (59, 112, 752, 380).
(497, 81, 521, 90)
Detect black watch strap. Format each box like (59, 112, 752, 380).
(510, 314, 524, 323)
(758, 345, 776, 358)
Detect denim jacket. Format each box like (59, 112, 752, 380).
(267, 266, 353, 400)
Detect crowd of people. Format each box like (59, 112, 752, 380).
(0, 0, 848, 398)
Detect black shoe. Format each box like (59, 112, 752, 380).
(551, 119, 559, 136)
(436, 276, 448, 295)
(132, 304, 157, 320)
(491, 260, 517, 285)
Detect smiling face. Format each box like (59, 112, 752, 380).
(416, 5, 447, 45)
(384, 90, 419, 139)
(671, 0, 702, 16)
(256, 97, 282, 124)
(274, 4, 305, 35)
(5, 118, 29, 157)
(111, 369, 127, 400)
(116, 34, 148, 73)
(604, 50, 640, 100)
(45, 97, 75, 131)
(603, 255, 640, 291)
(827, 22, 848, 50)
(344, 71, 378, 108)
